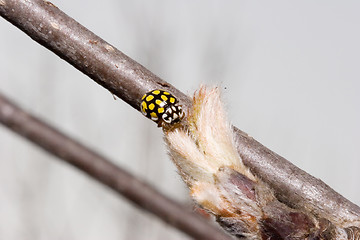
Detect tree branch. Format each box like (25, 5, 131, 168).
(0, 0, 359, 234)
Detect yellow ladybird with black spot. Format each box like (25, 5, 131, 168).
(140, 89, 185, 127)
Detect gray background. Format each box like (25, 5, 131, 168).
(0, 1, 359, 239)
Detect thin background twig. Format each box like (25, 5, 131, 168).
(0, 0, 359, 232)
(0, 92, 231, 240)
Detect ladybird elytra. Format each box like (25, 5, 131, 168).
(149, 103, 155, 110)
(140, 89, 184, 127)
(150, 112, 158, 120)
(146, 95, 154, 101)
(161, 95, 168, 101)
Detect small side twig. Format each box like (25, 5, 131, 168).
(1, 0, 359, 233)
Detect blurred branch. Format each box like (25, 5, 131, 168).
(0, 0, 359, 235)
(0, 92, 231, 240)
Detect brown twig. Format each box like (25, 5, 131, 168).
(0, 0, 359, 234)
(0, 92, 232, 240)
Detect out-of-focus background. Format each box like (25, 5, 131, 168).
(1, 1, 359, 239)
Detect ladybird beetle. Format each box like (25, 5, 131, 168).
(140, 89, 184, 127)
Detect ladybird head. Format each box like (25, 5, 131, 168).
(162, 104, 185, 124)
